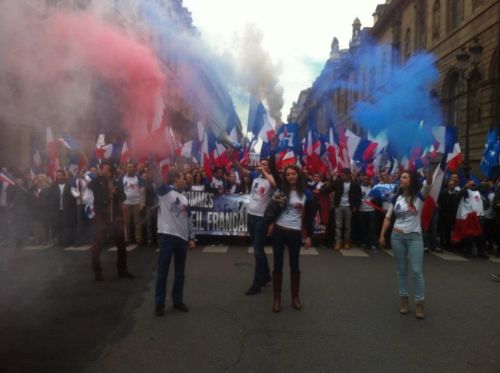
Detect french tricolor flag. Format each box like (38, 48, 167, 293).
(0, 171, 16, 186)
(446, 142, 462, 172)
(421, 156, 446, 231)
(95, 134, 113, 160)
(177, 141, 193, 159)
(421, 127, 461, 231)
(277, 150, 297, 169)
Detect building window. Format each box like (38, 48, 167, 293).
(415, 0, 426, 50)
(450, 0, 464, 30)
(432, 1, 441, 42)
(404, 28, 411, 61)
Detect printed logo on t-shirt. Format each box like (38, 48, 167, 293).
(394, 200, 417, 221)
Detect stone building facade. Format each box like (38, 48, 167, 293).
(292, 0, 499, 173)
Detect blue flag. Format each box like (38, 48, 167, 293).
(480, 129, 500, 179)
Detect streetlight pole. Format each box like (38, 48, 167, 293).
(456, 46, 471, 177)
(455, 39, 483, 178)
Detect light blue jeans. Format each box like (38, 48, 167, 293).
(391, 231, 425, 301)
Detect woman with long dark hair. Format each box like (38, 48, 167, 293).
(379, 170, 431, 319)
(268, 165, 316, 313)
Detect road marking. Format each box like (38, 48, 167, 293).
(340, 248, 369, 257)
(431, 251, 469, 261)
(64, 245, 92, 251)
(108, 245, 138, 252)
(489, 257, 500, 264)
(202, 245, 228, 253)
(248, 246, 273, 255)
(23, 245, 51, 251)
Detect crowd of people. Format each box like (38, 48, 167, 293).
(2, 145, 500, 319)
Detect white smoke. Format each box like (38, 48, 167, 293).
(235, 24, 284, 125)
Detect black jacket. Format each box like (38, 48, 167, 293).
(47, 182, 77, 224)
(322, 179, 362, 209)
(438, 189, 461, 219)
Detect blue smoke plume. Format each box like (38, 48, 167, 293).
(350, 44, 442, 158)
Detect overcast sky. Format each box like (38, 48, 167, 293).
(184, 0, 383, 123)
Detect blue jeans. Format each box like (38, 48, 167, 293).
(391, 231, 425, 301)
(247, 214, 271, 287)
(272, 226, 302, 273)
(155, 234, 188, 306)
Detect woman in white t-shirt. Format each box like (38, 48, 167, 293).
(379, 170, 430, 319)
(268, 165, 315, 313)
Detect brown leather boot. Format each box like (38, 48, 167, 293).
(343, 240, 350, 250)
(415, 301, 425, 319)
(334, 242, 342, 251)
(272, 271, 282, 313)
(399, 296, 409, 314)
(291, 271, 302, 310)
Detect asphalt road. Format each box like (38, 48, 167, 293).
(1, 241, 500, 373)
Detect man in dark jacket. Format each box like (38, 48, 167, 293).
(322, 168, 362, 250)
(47, 170, 77, 247)
(88, 163, 134, 281)
(438, 179, 461, 252)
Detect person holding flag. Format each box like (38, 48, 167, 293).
(379, 170, 431, 319)
(88, 162, 134, 281)
(231, 144, 279, 296)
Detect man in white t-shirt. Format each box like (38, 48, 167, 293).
(121, 162, 145, 245)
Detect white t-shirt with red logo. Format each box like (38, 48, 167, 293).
(276, 191, 307, 231)
(247, 173, 273, 217)
(123, 175, 142, 205)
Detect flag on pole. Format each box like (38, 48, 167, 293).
(95, 134, 113, 160)
(0, 170, 16, 186)
(46, 127, 59, 178)
(444, 127, 462, 172)
(421, 156, 446, 231)
(479, 129, 500, 179)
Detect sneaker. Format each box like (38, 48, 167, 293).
(245, 286, 261, 295)
(173, 303, 189, 312)
(155, 305, 165, 317)
(490, 273, 500, 282)
(370, 246, 379, 253)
